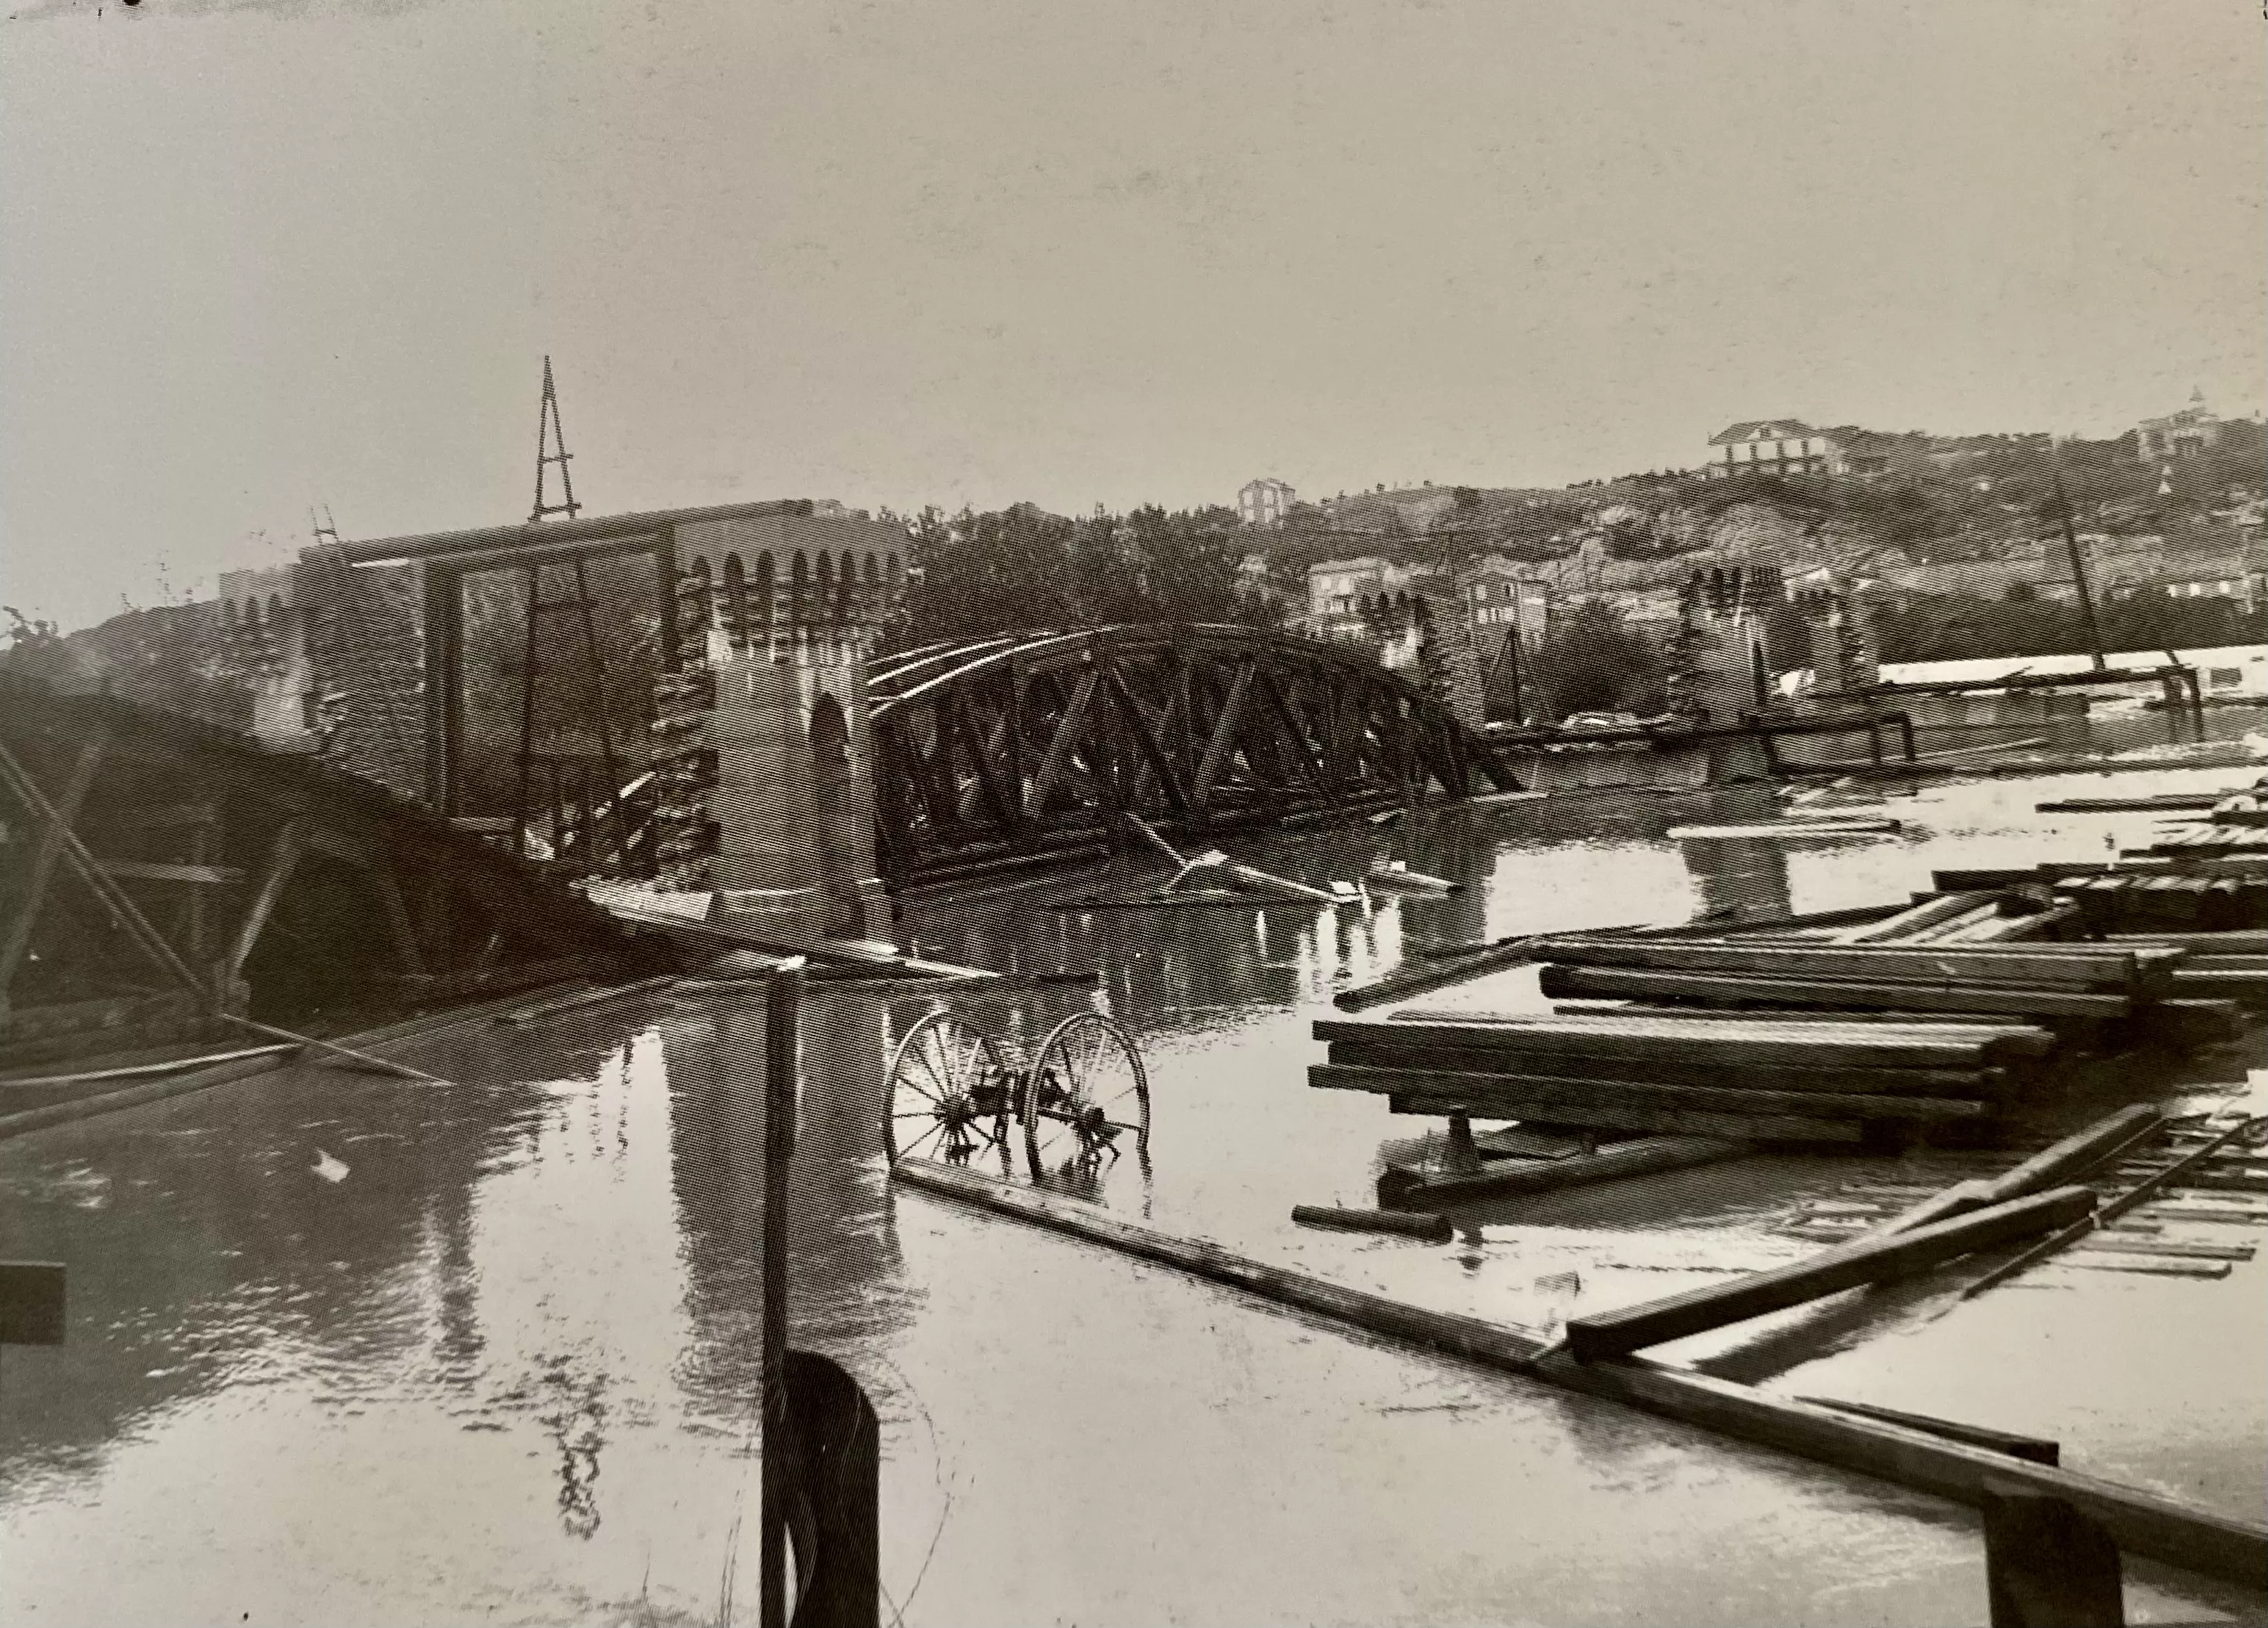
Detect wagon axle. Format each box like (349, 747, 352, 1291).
(882, 1009, 1152, 1182)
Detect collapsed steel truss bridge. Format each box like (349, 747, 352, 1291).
(869, 624, 1521, 889)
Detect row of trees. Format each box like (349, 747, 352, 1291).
(1872, 589, 2255, 665)
(892, 502, 1280, 648)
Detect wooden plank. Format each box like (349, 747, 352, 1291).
(1290, 1205, 1453, 1242)
(1379, 1135, 1746, 1208)
(898, 1155, 2268, 1592)
(894, 1155, 1550, 1366)
(1327, 1016, 2020, 1069)
(1562, 1185, 2097, 1361)
(1528, 934, 2140, 992)
(1331, 933, 1557, 1011)
(1330, 1038, 1997, 1098)
(1537, 1003, 2060, 1052)
(1829, 891, 2000, 944)
(1538, 1353, 2268, 1591)
(1388, 1090, 1865, 1144)
(1867, 1104, 2162, 1238)
(1795, 1397, 2060, 1465)
(1536, 964, 2130, 1019)
(1316, 1061, 1986, 1122)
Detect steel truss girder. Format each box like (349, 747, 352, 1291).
(869, 623, 1518, 886)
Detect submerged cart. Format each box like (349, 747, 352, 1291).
(883, 1007, 1151, 1179)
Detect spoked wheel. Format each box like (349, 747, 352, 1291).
(1023, 1012, 1150, 1179)
(883, 1011, 1013, 1165)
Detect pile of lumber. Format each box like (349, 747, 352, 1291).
(1937, 859, 2267, 934)
(1311, 1008, 2054, 1147)
(1525, 935, 2180, 1025)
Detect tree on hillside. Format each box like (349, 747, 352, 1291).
(1524, 598, 1666, 721)
(894, 501, 1276, 650)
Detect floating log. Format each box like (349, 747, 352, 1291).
(1376, 1134, 1746, 1209)
(1316, 1063, 1986, 1125)
(1538, 964, 2132, 1019)
(1866, 1104, 2164, 1239)
(2036, 793, 2225, 813)
(1386, 1090, 1863, 1144)
(494, 973, 679, 1025)
(893, 1156, 2268, 1591)
(1290, 1205, 1454, 1242)
(1329, 1014, 2048, 1067)
(1363, 861, 1460, 893)
(1331, 931, 1580, 1011)
(1539, 1352, 2268, 1591)
(1962, 1113, 2267, 1297)
(1666, 820, 1899, 840)
(1829, 891, 2002, 944)
(1961, 904, 2083, 943)
(0, 1042, 297, 1090)
(1795, 1397, 2060, 1465)
(1562, 1185, 2098, 1362)
(896, 1155, 1548, 1368)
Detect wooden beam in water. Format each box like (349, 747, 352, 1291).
(1376, 1134, 1747, 1209)
(1329, 1037, 1998, 1098)
(1316, 1061, 1986, 1123)
(1325, 1015, 2034, 1068)
(893, 1156, 2268, 1591)
(1562, 1185, 2097, 1362)
(1865, 1104, 2162, 1238)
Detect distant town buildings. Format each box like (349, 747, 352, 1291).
(2139, 389, 2225, 462)
(1704, 421, 1845, 479)
(1238, 477, 1296, 527)
(1464, 560, 1550, 641)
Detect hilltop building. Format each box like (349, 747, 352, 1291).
(1238, 477, 1296, 527)
(2139, 389, 2225, 462)
(1704, 421, 1845, 479)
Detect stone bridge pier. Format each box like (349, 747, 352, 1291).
(651, 520, 903, 945)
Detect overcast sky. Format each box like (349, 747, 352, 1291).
(3, 0, 2262, 631)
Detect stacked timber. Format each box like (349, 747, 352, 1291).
(1311, 1009, 2052, 1146)
(1527, 935, 2177, 1025)
(1936, 858, 2267, 934)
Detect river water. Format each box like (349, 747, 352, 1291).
(3, 722, 2262, 1625)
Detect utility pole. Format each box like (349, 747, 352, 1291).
(2049, 439, 2105, 671)
(531, 356, 580, 524)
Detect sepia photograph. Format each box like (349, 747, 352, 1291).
(1, 1, 2264, 1624)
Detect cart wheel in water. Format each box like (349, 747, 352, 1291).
(883, 1011, 1012, 1165)
(1023, 1012, 1150, 1178)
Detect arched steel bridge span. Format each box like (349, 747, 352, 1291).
(869, 623, 1522, 890)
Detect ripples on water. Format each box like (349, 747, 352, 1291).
(1, 734, 2261, 1624)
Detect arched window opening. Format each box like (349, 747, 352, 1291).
(723, 554, 748, 643)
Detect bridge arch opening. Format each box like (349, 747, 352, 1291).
(723, 554, 747, 643)
(790, 551, 809, 622)
(753, 551, 774, 632)
(809, 694, 862, 936)
(686, 557, 714, 634)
